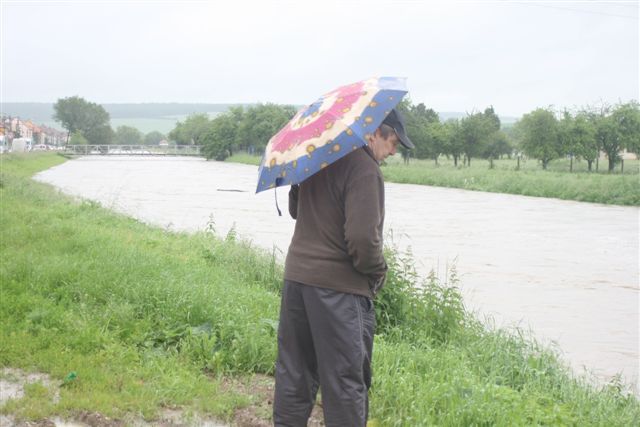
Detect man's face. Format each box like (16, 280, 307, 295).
(369, 129, 400, 162)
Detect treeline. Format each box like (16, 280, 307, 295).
(54, 95, 639, 172)
(174, 98, 639, 172)
(53, 96, 168, 146)
(3, 102, 243, 123)
(168, 104, 297, 160)
(397, 99, 640, 172)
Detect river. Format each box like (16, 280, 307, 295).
(34, 156, 639, 392)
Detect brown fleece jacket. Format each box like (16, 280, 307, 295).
(284, 146, 387, 298)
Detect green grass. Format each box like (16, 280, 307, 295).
(227, 154, 640, 205)
(227, 152, 262, 166)
(1, 153, 639, 425)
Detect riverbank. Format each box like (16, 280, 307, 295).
(2, 153, 639, 425)
(227, 153, 640, 206)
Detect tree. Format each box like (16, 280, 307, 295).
(515, 108, 561, 170)
(611, 101, 640, 158)
(114, 126, 143, 145)
(460, 112, 492, 166)
(169, 114, 211, 145)
(558, 111, 577, 172)
(68, 131, 88, 145)
(53, 96, 113, 144)
(444, 119, 464, 167)
(483, 106, 501, 133)
(144, 131, 166, 145)
(592, 110, 615, 172)
(403, 103, 440, 160)
(560, 111, 597, 172)
(201, 113, 238, 161)
(483, 131, 511, 169)
(573, 112, 598, 171)
(235, 104, 296, 153)
(427, 121, 447, 165)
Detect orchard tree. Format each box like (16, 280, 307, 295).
(560, 111, 597, 172)
(573, 112, 598, 171)
(592, 108, 618, 173)
(515, 108, 561, 169)
(558, 111, 578, 172)
(460, 112, 492, 166)
(444, 119, 464, 167)
(483, 131, 511, 169)
(611, 101, 640, 158)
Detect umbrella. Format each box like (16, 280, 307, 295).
(256, 76, 409, 193)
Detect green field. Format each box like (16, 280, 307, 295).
(40, 112, 223, 136)
(1, 153, 638, 425)
(227, 153, 640, 205)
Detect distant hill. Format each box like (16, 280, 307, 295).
(0, 103, 249, 122)
(0, 103, 255, 134)
(1, 103, 520, 134)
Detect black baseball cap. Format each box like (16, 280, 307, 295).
(382, 108, 414, 149)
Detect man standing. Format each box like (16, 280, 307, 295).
(273, 109, 414, 426)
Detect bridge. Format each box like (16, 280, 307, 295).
(61, 145, 202, 156)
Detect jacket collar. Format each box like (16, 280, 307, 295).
(362, 144, 378, 164)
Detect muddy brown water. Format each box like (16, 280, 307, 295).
(34, 156, 639, 393)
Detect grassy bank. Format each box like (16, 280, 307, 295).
(227, 154, 640, 205)
(1, 153, 639, 425)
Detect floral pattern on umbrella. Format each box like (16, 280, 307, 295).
(256, 76, 408, 193)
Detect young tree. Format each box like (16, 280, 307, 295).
(515, 108, 561, 170)
(444, 119, 464, 167)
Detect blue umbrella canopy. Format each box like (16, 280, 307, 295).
(256, 76, 408, 193)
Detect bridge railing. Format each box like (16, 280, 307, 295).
(62, 145, 202, 156)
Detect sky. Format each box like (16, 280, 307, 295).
(1, 0, 638, 117)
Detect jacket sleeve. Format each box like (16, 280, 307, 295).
(288, 184, 299, 219)
(343, 174, 387, 284)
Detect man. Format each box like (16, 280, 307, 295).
(273, 109, 414, 427)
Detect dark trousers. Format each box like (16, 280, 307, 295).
(273, 280, 376, 427)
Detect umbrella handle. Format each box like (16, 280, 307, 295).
(274, 178, 283, 216)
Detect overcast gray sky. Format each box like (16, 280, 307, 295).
(1, 0, 638, 116)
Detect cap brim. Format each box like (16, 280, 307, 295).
(397, 132, 414, 149)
